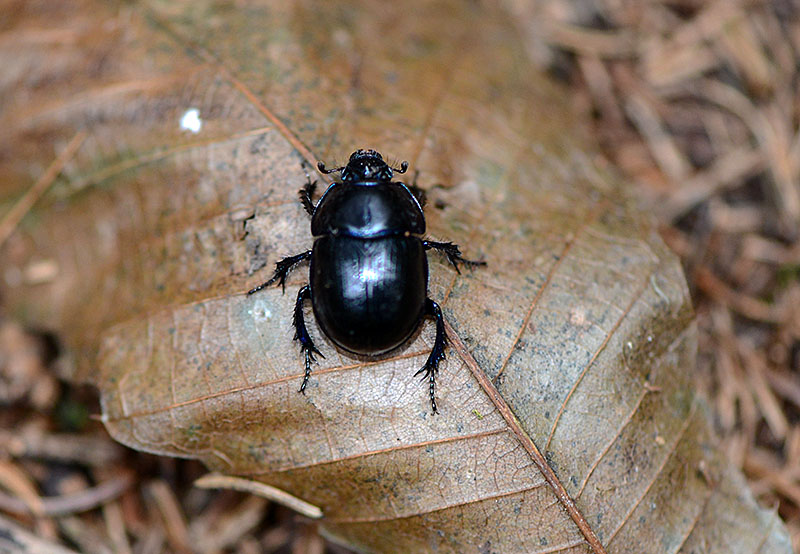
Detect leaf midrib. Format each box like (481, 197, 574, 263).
(446, 319, 607, 553)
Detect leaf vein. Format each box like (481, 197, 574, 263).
(544, 273, 652, 451)
(107, 348, 428, 423)
(671, 478, 717, 554)
(577, 323, 694, 500)
(326, 480, 548, 524)
(244, 428, 509, 475)
(446, 320, 607, 552)
(606, 400, 697, 544)
(754, 515, 779, 554)
(74, 126, 274, 194)
(492, 222, 583, 384)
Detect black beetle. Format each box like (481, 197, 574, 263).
(248, 149, 484, 413)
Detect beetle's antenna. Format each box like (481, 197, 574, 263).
(317, 161, 343, 175)
(392, 161, 409, 174)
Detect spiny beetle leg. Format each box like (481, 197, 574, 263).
(247, 250, 312, 295)
(293, 284, 323, 393)
(414, 298, 447, 414)
(423, 240, 486, 275)
(299, 176, 317, 216)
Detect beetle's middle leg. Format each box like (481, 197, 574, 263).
(414, 298, 447, 414)
(423, 240, 486, 274)
(247, 250, 312, 294)
(293, 284, 323, 393)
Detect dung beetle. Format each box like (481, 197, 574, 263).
(248, 149, 484, 413)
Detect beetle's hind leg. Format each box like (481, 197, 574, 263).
(423, 240, 486, 274)
(415, 298, 447, 414)
(293, 284, 323, 393)
(247, 250, 312, 294)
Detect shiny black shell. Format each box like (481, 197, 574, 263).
(310, 235, 428, 354)
(309, 181, 427, 355)
(311, 181, 425, 238)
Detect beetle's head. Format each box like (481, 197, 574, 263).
(317, 149, 408, 182)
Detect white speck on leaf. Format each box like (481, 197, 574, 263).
(180, 108, 202, 134)
(250, 300, 272, 322)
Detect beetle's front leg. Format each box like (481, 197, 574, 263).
(408, 170, 427, 208)
(298, 178, 317, 216)
(247, 250, 312, 294)
(414, 298, 447, 414)
(423, 240, 485, 274)
(293, 284, 323, 393)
